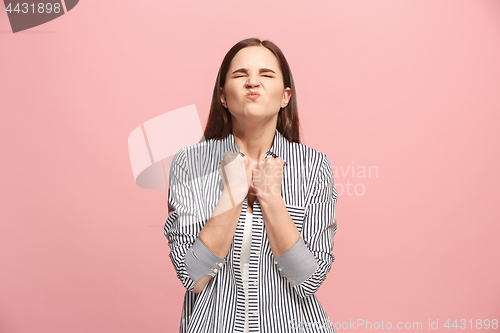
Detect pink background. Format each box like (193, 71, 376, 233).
(1, 0, 499, 332)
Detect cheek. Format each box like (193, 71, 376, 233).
(225, 86, 239, 104)
(270, 89, 285, 105)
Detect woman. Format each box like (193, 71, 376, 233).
(164, 38, 338, 333)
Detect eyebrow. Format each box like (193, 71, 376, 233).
(231, 68, 276, 75)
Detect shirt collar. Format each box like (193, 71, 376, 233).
(223, 129, 288, 164)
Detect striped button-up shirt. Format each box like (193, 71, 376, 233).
(164, 129, 338, 333)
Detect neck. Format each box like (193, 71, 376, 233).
(232, 119, 277, 163)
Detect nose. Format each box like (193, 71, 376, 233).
(245, 74, 261, 88)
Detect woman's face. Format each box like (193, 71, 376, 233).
(220, 46, 291, 127)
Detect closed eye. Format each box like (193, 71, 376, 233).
(234, 75, 273, 78)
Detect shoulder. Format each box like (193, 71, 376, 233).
(286, 142, 334, 187)
(288, 141, 330, 166)
(175, 138, 222, 160)
(171, 138, 224, 173)
(183, 138, 213, 153)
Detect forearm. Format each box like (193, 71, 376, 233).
(189, 188, 243, 293)
(260, 194, 319, 288)
(259, 195, 300, 257)
(198, 188, 243, 258)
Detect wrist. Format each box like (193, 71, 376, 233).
(258, 193, 283, 207)
(223, 185, 247, 205)
(212, 188, 245, 217)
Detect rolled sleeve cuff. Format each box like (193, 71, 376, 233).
(185, 237, 226, 283)
(274, 237, 319, 286)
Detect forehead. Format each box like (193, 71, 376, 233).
(229, 46, 281, 71)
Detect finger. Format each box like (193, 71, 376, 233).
(276, 157, 286, 167)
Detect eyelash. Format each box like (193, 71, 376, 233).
(235, 75, 273, 78)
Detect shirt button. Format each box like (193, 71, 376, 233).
(255, 251, 260, 256)
(274, 259, 278, 265)
(257, 217, 262, 223)
(218, 262, 223, 267)
(212, 268, 218, 273)
(253, 280, 258, 286)
(278, 266, 282, 271)
(253, 311, 258, 317)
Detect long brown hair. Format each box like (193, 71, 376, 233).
(203, 38, 300, 143)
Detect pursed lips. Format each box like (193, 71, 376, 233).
(246, 91, 260, 100)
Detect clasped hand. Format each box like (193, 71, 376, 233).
(218, 151, 284, 204)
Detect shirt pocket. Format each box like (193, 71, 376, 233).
(284, 204, 307, 233)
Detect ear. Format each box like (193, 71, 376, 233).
(281, 87, 292, 108)
(220, 87, 227, 107)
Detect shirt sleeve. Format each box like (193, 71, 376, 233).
(273, 153, 338, 298)
(164, 147, 226, 291)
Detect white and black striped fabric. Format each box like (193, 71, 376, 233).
(164, 129, 338, 333)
